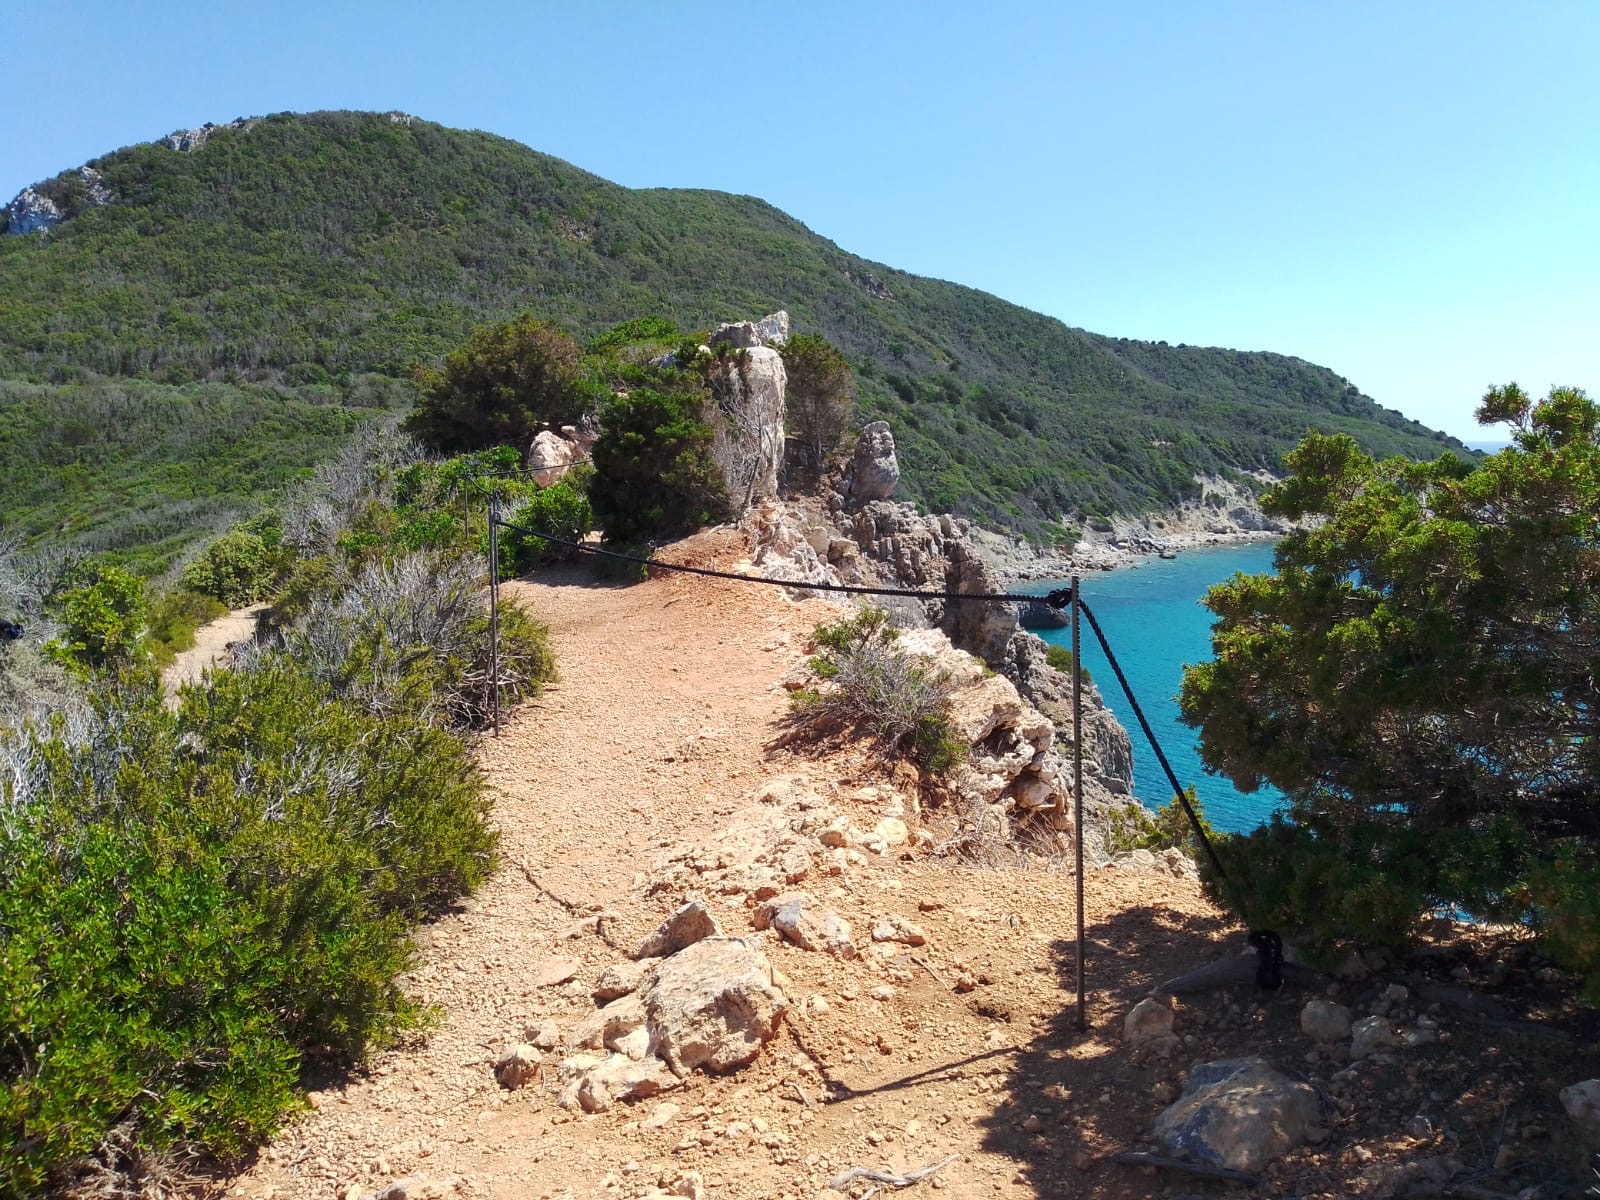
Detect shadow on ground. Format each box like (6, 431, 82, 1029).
(979, 901, 1240, 1197)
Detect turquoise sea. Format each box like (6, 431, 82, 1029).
(1027, 542, 1286, 834)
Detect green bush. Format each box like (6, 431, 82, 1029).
(1043, 642, 1092, 685)
(497, 481, 593, 575)
(45, 562, 148, 671)
(181, 526, 283, 606)
(793, 607, 964, 773)
(1106, 788, 1215, 857)
(0, 661, 496, 1195)
(588, 388, 730, 543)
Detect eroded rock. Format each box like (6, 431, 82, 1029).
(642, 936, 788, 1075)
(635, 897, 720, 960)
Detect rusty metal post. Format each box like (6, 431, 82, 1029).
(1073, 574, 1087, 1031)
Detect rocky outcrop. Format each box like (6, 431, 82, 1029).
(708, 310, 790, 350)
(160, 118, 256, 152)
(528, 430, 578, 485)
(3, 188, 61, 236)
(4, 167, 114, 237)
(840, 421, 900, 503)
(1004, 632, 1134, 796)
(708, 346, 786, 504)
(639, 936, 788, 1075)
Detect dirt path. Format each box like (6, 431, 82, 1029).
(221, 532, 1587, 1200)
(162, 603, 267, 697)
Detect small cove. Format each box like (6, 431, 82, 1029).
(1027, 541, 1287, 834)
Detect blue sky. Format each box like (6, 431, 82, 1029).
(3, 1, 1596, 440)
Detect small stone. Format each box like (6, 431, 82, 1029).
(493, 1044, 541, 1090)
(871, 915, 928, 947)
(1123, 997, 1175, 1047)
(533, 957, 582, 988)
(873, 817, 909, 847)
(1300, 999, 1353, 1043)
(1152, 1080, 1178, 1104)
(644, 1101, 681, 1129)
(870, 985, 897, 1001)
(524, 1019, 560, 1050)
(635, 898, 720, 960)
(1021, 1114, 1044, 1133)
(809, 994, 831, 1014)
(1350, 1015, 1399, 1059)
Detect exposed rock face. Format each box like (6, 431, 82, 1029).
(160, 118, 255, 152)
(708, 345, 786, 505)
(640, 936, 788, 1075)
(708, 310, 789, 351)
(3, 188, 61, 236)
(841, 422, 901, 503)
(1154, 1056, 1329, 1173)
(1005, 632, 1134, 796)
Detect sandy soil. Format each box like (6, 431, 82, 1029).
(162, 603, 268, 698)
(218, 532, 1599, 1200)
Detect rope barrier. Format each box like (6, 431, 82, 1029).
(490, 513, 1071, 609)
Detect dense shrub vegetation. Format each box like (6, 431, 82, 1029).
(588, 388, 730, 543)
(0, 110, 1467, 564)
(1181, 385, 1600, 996)
(0, 427, 558, 1195)
(792, 607, 965, 773)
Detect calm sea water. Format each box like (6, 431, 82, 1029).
(1027, 542, 1286, 834)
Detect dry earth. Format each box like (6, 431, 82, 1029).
(221, 532, 1600, 1200)
(162, 603, 267, 698)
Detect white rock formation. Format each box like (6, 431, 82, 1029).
(708, 345, 786, 506)
(841, 421, 901, 503)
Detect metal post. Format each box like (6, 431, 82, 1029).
(488, 491, 501, 738)
(1072, 574, 1087, 1031)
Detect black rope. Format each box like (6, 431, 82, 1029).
(1075, 598, 1229, 880)
(491, 513, 1071, 609)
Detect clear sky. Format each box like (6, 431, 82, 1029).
(3, 1, 1596, 440)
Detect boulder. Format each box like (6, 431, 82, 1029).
(528, 429, 579, 486)
(569, 993, 648, 1057)
(635, 897, 720, 960)
(842, 421, 901, 503)
(755, 892, 856, 958)
(594, 959, 653, 1002)
(1153, 1056, 1328, 1172)
(562, 1052, 682, 1113)
(641, 936, 788, 1075)
(1300, 999, 1353, 1043)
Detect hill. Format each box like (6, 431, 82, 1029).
(0, 110, 1464, 562)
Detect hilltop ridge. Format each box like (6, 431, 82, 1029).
(0, 110, 1464, 561)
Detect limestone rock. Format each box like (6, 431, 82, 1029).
(754, 310, 790, 346)
(528, 429, 579, 486)
(1350, 1014, 1399, 1059)
(493, 1043, 541, 1089)
(533, 956, 582, 987)
(1153, 1056, 1328, 1172)
(708, 345, 787, 504)
(755, 892, 856, 958)
(569, 993, 648, 1056)
(523, 1018, 560, 1050)
(563, 1052, 682, 1113)
(842, 421, 901, 503)
(3, 188, 60, 236)
(871, 915, 928, 947)
(635, 897, 720, 960)
(1300, 999, 1353, 1043)
(641, 936, 788, 1074)
(594, 959, 653, 1002)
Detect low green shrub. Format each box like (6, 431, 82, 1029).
(496, 481, 593, 575)
(146, 588, 230, 666)
(0, 661, 496, 1195)
(45, 562, 148, 671)
(793, 607, 964, 773)
(1043, 642, 1092, 685)
(181, 517, 288, 607)
(1106, 788, 1215, 857)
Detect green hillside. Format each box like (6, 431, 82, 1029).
(0, 110, 1464, 559)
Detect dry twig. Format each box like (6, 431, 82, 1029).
(828, 1154, 961, 1194)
